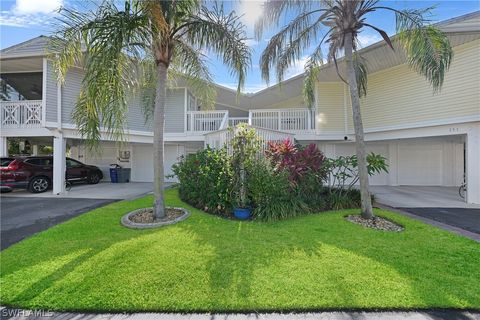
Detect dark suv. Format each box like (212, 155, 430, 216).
(0, 156, 103, 193)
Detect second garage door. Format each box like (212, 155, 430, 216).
(131, 144, 184, 182)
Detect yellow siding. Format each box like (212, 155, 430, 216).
(347, 39, 480, 130)
(316, 82, 345, 132)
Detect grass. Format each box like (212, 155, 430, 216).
(1, 188, 479, 312)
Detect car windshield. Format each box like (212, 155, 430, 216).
(1, 158, 14, 167)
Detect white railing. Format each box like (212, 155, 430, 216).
(228, 117, 249, 127)
(249, 108, 315, 133)
(186, 110, 228, 133)
(204, 125, 294, 154)
(1, 100, 43, 128)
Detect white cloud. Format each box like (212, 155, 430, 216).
(14, 0, 63, 14)
(356, 33, 382, 48)
(0, 0, 62, 27)
(237, 0, 265, 26)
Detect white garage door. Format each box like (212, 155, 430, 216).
(397, 143, 443, 185)
(131, 144, 184, 182)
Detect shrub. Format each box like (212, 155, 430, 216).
(172, 146, 233, 216)
(247, 160, 309, 221)
(230, 124, 262, 208)
(265, 140, 327, 186)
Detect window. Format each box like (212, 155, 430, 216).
(187, 92, 197, 111)
(1, 158, 14, 167)
(66, 159, 82, 168)
(24, 158, 52, 166)
(0, 72, 43, 101)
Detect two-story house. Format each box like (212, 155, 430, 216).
(1, 11, 479, 204)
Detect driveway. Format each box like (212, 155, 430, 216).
(371, 186, 480, 236)
(1, 182, 154, 200)
(0, 197, 116, 250)
(370, 186, 480, 208)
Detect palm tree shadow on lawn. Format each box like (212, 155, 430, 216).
(1, 196, 479, 312)
(176, 207, 480, 311)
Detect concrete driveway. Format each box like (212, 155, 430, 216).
(1, 182, 154, 200)
(0, 197, 116, 250)
(370, 186, 480, 208)
(371, 186, 480, 236)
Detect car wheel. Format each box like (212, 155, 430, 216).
(29, 176, 50, 193)
(88, 172, 101, 184)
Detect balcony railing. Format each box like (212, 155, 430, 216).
(249, 108, 315, 133)
(205, 126, 294, 154)
(186, 107, 315, 134)
(228, 117, 249, 127)
(186, 110, 228, 133)
(1, 100, 43, 128)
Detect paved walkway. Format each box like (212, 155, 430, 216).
(1, 308, 479, 320)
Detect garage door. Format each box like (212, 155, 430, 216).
(397, 143, 443, 185)
(131, 144, 184, 182)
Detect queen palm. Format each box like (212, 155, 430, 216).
(51, 0, 250, 218)
(256, 0, 452, 219)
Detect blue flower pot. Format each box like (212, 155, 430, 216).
(233, 207, 252, 220)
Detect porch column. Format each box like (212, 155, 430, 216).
(466, 124, 480, 205)
(52, 134, 66, 195)
(0, 137, 7, 157)
(32, 145, 39, 156)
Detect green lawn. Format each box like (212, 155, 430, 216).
(1, 188, 479, 312)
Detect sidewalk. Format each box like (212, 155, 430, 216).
(1, 308, 479, 320)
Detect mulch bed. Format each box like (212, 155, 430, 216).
(129, 208, 184, 224)
(346, 215, 404, 232)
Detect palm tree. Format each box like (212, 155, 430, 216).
(256, 0, 452, 219)
(51, 0, 251, 219)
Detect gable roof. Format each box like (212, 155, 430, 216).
(0, 36, 50, 58)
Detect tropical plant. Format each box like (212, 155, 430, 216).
(256, 0, 452, 219)
(172, 146, 233, 216)
(230, 124, 262, 208)
(50, 0, 251, 218)
(247, 159, 309, 221)
(325, 153, 389, 190)
(266, 140, 327, 186)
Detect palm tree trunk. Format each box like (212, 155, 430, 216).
(153, 62, 167, 219)
(344, 32, 374, 219)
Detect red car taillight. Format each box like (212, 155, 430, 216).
(1, 162, 19, 171)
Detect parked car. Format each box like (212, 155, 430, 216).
(0, 156, 103, 193)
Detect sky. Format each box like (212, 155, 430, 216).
(0, 0, 479, 93)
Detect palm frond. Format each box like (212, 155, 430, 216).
(184, 4, 251, 93)
(396, 13, 453, 91)
(255, 0, 317, 39)
(353, 53, 368, 97)
(170, 39, 216, 109)
(51, 0, 151, 148)
(260, 9, 330, 83)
